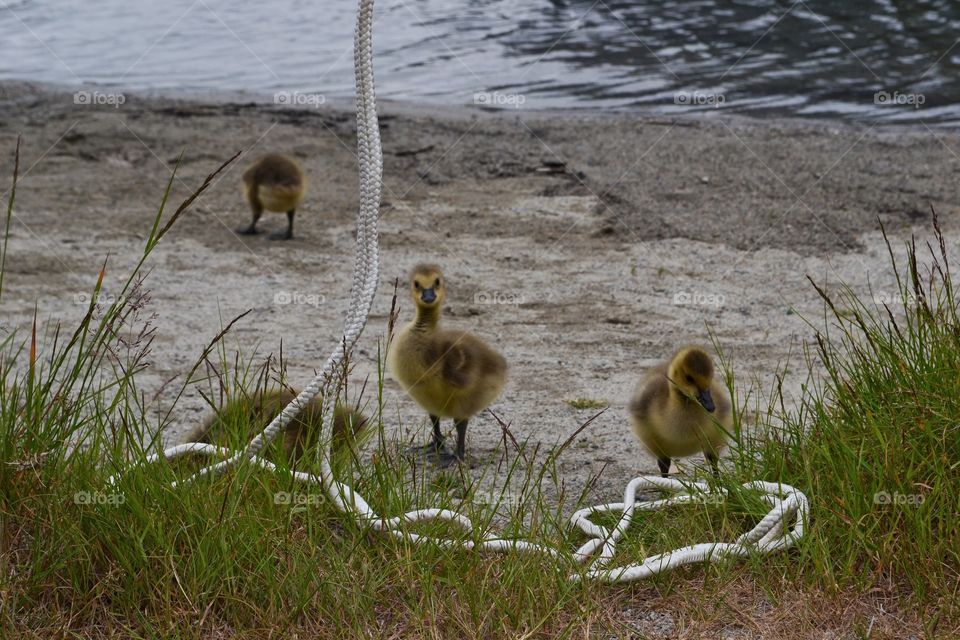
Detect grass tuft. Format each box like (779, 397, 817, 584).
(734, 212, 960, 606)
(565, 397, 607, 410)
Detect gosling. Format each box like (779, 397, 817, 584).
(628, 347, 731, 477)
(183, 388, 368, 464)
(386, 264, 507, 466)
(239, 153, 306, 240)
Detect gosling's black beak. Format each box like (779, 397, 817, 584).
(420, 287, 437, 303)
(697, 389, 715, 413)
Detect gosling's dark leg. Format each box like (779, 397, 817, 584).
(239, 206, 263, 235)
(269, 209, 295, 240)
(430, 414, 444, 450)
(657, 457, 671, 478)
(434, 419, 468, 468)
(404, 415, 447, 458)
(705, 452, 720, 478)
(454, 419, 468, 461)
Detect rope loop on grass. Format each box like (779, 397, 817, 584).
(110, 0, 809, 582)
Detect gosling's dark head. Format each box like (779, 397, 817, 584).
(409, 263, 445, 310)
(668, 347, 717, 412)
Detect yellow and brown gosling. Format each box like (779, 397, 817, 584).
(386, 264, 507, 466)
(184, 388, 368, 464)
(240, 153, 306, 240)
(628, 346, 731, 477)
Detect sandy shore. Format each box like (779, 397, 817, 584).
(1, 80, 958, 499)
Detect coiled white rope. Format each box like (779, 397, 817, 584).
(111, 0, 809, 582)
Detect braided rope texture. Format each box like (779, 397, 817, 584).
(113, 0, 809, 582)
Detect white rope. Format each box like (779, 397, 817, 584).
(109, 0, 809, 582)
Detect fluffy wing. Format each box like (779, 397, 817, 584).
(425, 331, 505, 389)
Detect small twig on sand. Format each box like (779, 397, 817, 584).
(488, 409, 527, 465)
(386, 277, 400, 346)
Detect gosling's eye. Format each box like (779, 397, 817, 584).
(434, 278, 441, 288)
(414, 282, 421, 290)
(686, 375, 695, 384)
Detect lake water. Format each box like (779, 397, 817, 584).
(2, 0, 958, 124)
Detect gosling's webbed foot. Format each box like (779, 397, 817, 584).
(404, 435, 446, 458)
(404, 440, 442, 455)
(434, 449, 462, 468)
(402, 441, 464, 468)
(237, 226, 262, 235)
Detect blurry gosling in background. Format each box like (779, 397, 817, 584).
(628, 346, 731, 477)
(183, 388, 368, 464)
(387, 264, 508, 466)
(239, 153, 306, 240)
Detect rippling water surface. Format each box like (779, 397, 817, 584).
(2, 0, 959, 123)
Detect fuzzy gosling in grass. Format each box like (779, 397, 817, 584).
(628, 347, 731, 477)
(387, 264, 508, 466)
(183, 388, 368, 464)
(239, 153, 306, 240)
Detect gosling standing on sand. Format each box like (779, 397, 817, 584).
(628, 346, 732, 477)
(239, 153, 306, 240)
(387, 264, 508, 466)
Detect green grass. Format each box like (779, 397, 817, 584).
(730, 216, 960, 608)
(0, 144, 957, 638)
(565, 397, 608, 410)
